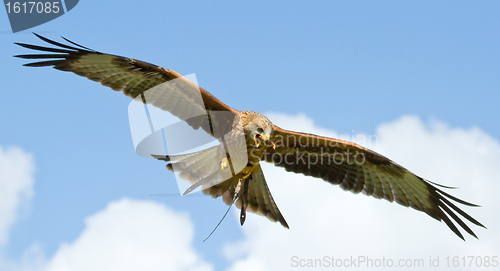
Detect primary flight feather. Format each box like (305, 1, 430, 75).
(15, 34, 485, 240)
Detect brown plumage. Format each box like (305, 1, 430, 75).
(15, 34, 485, 240)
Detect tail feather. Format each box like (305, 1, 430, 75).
(152, 145, 225, 191)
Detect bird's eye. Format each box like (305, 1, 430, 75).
(257, 127, 264, 134)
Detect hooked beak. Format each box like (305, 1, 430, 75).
(266, 139, 276, 149)
(254, 134, 276, 149)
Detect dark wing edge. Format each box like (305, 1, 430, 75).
(266, 125, 485, 240)
(14, 33, 239, 137)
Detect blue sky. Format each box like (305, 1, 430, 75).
(1, 1, 499, 270)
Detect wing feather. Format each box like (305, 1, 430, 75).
(15, 34, 238, 137)
(264, 125, 485, 240)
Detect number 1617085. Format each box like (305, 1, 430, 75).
(5, 2, 61, 14)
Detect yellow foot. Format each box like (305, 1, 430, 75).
(220, 157, 229, 170)
(242, 168, 252, 179)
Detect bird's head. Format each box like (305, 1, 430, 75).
(244, 113, 275, 149)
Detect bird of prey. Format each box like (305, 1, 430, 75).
(15, 34, 485, 240)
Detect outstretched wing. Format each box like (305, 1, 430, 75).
(15, 33, 238, 137)
(264, 125, 485, 240)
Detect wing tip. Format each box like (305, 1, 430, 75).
(426, 183, 486, 240)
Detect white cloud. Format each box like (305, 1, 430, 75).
(0, 145, 38, 271)
(2, 114, 498, 271)
(223, 113, 499, 271)
(0, 146, 35, 247)
(45, 198, 213, 271)
(0, 146, 212, 271)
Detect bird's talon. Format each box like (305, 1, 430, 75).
(242, 170, 252, 179)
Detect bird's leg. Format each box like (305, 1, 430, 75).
(235, 179, 242, 195)
(239, 176, 250, 226)
(237, 162, 256, 225)
(233, 179, 244, 224)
